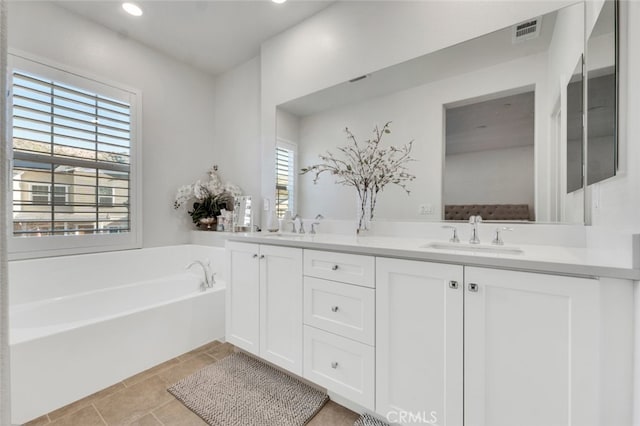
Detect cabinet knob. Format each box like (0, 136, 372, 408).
(259, 255, 265, 259)
(331, 306, 339, 312)
(331, 362, 339, 369)
(331, 265, 339, 271)
(252, 254, 258, 258)
(468, 283, 479, 292)
(449, 280, 459, 289)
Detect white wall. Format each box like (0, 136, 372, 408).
(7, 2, 217, 247)
(211, 56, 262, 205)
(444, 146, 535, 214)
(276, 108, 300, 144)
(292, 53, 546, 222)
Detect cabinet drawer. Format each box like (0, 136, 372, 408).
(304, 277, 374, 345)
(303, 326, 374, 409)
(304, 250, 375, 288)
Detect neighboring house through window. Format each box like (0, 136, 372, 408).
(9, 53, 141, 258)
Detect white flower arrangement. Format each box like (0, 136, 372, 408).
(174, 165, 242, 227)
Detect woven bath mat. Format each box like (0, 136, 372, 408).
(168, 352, 328, 426)
(354, 413, 392, 426)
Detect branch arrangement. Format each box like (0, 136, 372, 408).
(301, 122, 416, 223)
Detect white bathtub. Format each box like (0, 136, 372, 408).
(9, 245, 226, 424)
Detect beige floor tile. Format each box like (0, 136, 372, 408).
(48, 382, 126, 421)
(125, 413, 162, 426)
(123, 358, 181, 387)
(158, 353, 217, 386)
(308, 401, 360, 426)
(176, 341, 222, 361)
(153, 400, 208, 426)
(207, 343, 234, 360)
(49, 406, 105, 426)
(32, 341, 359, 426)
(94, 376, 172, 425)
(23, 414, 50, 426)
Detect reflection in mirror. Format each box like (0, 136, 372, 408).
(233, 196, 253, 231)
(586, 0, 618, 185)
(567, 57, 584, 194)
(443, 90, 535, 221)
(276, 2, 585, 224)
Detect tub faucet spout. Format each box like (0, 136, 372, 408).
(186, 260, 216, 288)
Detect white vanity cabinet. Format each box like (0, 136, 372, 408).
(226, 241, 303, 374)
(464, 267, 600, 426)
(224, 239, 632, 425)
(302, 250, 376, 409)
(226, 241, 260, 354)
(376, 258, 464, 426)
(376, 259, 607, 426)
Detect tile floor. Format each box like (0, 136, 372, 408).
(23, 341, 359, 426)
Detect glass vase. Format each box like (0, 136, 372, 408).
(356, 188, 373, 235)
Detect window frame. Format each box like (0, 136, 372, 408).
(7, 51, 143, 260)
(275, 138, 298, 218)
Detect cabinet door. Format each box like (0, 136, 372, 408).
(225, 241, 260, 354)
(376, 258, 463, 426)
(464, 267, 600, 426)
(260, 245, 303, 374)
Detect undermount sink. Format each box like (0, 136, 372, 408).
(261, 233, 305, 240)
(421, 242, 524, 255)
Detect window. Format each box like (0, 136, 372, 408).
(275, 139, 297, 218)
(98, 186, 114, 207)
(30, 184, 69, 205)
(9, 54, 140, 258)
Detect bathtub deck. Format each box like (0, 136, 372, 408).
(23, 341, 359, 426)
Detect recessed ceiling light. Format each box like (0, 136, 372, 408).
(272, 0, 287, 4)
(122, 2, 143, 17)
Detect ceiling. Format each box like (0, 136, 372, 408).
(54, 0, 333, 76)
(446, 91, 535, 155)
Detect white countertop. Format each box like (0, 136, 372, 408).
(219, 231, 640, 280)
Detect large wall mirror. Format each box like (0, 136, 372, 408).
(276, 1, 617, 225)
(587, 0, 618, 185)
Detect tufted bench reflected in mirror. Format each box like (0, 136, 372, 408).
(444, 204, 531, 221)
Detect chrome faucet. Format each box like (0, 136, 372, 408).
(310, 214, 324, 234)
(492, 226, 514, 245)
(292, 214, 305, 234)
(442, 225, 460, 243)
(469, 215, 482, 244)
(186, 260, 216, 289)
(289, 215, 298, 233)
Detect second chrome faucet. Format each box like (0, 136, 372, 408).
(468, 215, 482, 244)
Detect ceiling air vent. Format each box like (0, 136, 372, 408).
(512, 16, 542, 43)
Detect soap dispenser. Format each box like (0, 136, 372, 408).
(267, 209, 280, 232)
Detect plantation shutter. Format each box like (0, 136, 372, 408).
(12, 70, 131, 237)
(276, 141, 296, 218)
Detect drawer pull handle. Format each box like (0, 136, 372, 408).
(331, 265, 339, 271)
(331, 362, 339, 369)
(331, 306, 339, 312)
